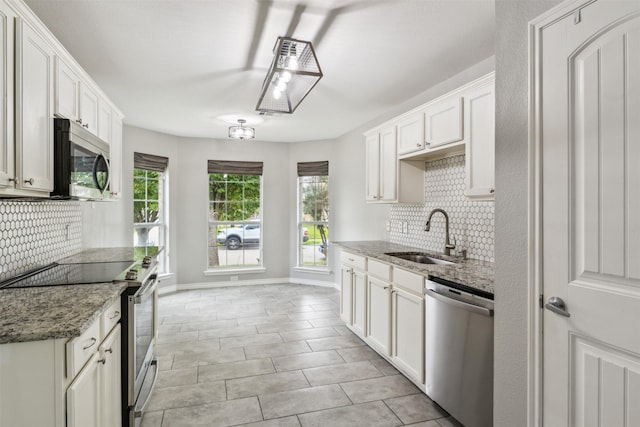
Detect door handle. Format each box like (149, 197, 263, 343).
(545, 296, 570, 317)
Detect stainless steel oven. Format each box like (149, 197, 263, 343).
(118, 260, 159, 427)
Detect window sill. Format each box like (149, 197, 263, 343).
(203, 267, 266, 276)
(293, 267, 331, 275)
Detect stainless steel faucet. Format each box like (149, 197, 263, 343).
(425, 208, 455, 256)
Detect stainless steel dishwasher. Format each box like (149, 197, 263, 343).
(424, 277, 494, 427)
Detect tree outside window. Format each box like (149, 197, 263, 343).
(208, 173, 262, 269)
(299, 174, 329, 268)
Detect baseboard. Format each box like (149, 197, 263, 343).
(160, 277, 339, 295)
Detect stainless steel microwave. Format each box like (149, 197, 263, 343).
(51, 118, 111, 200)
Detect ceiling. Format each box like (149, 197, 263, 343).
(26, 0, 495, 143)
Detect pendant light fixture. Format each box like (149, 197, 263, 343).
(256, 37, 323, 114)
(228, 119, 255, 140)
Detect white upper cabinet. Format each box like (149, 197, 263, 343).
(79, 82, 98, 135)
(54, 56, 79, 120)
(464, 80, 495, 199)
(424, 96, 464, 149)
(0, 0, 14, 190)
(97, 98, 112, 143)
(397, 110, 425, 155)
(15, 17, 54, 193)
(365, 125, 424, 204)
(0, 0, 124, 199)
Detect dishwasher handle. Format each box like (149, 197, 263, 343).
(424, 288, 494, 317)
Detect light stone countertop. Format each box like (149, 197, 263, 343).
(0, 282, 127, 344)
(333, 241, 494, 296)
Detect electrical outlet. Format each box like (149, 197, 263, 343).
(402, 222, 408, 234)
(66, 224, 71, 240)
(385, 220, 391, 232)
(230, 276, 238, 281)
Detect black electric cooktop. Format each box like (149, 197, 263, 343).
(0, 261, 133, 290)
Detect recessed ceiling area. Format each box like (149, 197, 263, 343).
(26, 0, 495, 143)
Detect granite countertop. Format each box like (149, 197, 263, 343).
(0, 282, 128, 344)
(333, 241, 495, 296)
(58, 246, 163, 264)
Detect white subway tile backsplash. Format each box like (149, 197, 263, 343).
(0, 201, 82, 280)
(389, 154, 495, 262)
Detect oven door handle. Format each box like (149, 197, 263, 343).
(133, 274, 158, 304)
(133, 359, 159, 419)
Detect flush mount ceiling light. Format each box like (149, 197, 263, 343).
(228, 119, 255, 140)
(256, 37, 323, 114)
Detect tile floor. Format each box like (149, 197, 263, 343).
(142, 283, 461, 427)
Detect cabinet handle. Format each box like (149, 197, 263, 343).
(105, 347, 113, 354)
(109, 310, 120, 319)
(76, 119, 83, 124)
(490, 188, 495, 194)
(109, 191, 118, 196)
(416, 143, 421, 147)
(24, 178, 34, 185)
(83, 123, 89, 129)
(8, 177, 16, 182)
(97, 358, 106, 365)
(82, 337, 97, 350)
(383, 286, 389, 290)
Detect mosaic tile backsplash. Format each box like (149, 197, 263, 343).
(0, 201, 82, 281)
(389, 154, 495, 262)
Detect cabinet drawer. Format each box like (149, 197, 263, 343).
(393, 268, 424, 295)
(368, 259, 391, 281)
(341, 251, 366, 270)
(67, 317, 101, 379)
(101, 298, 121, 338)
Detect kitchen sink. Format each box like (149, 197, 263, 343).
(384, 252, 455, 265)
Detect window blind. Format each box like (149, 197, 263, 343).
(207, 160, 264, 176)
(297, 161, 329, 176)
(134, 152, 169, 172)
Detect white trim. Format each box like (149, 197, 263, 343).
(527, 1, 596, 426)
(292, 267, 332, 275)
(203, 267, 266, 276)
(159, 277, 339, 295)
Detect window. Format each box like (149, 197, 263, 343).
(297, 161, 329, 269)
(133, 152, 169, 274)
(208, 160, 263, 270)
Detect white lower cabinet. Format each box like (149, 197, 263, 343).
(67, 352, 101, 427)
(340, 254, 426, 387)
(100, 325, 122, 427)
(366, 275, 391, 355)
(391, 285, 425, 384)
(0, 299, 121, 427)
(339, 251, 367, 335)
(351, 269, 367, 337)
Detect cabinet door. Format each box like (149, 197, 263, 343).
(397, 111, 424, 155)
(378, 125, 397, 202)
(424, 96, 463, 148)
(97, 99, 112, 143)
(392, 287, 424, 384)
(0, 1, 14, 188)
(67, 351, 101, 427)
(351, 269, 367, 337)
(364, 132, 380, 201)
(340, 265, 353, 324)
(15, 18, 54, 192)
(54, 57, 79, 120)
(464, 81, 495, 199)
(79, 82, 98, 135)
(109, 115, 123, 199)
(100, 325, 122, 427)
(367, 276, 391, 355)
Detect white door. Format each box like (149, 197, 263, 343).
(392, 286, 424, 384)
(340, 265, 353, 324)
(539, 1, 640, 425)
(397, 111, 424, 155)
(101, 325, 122, 427)
(351, 269, 367, 337)
(67, 351, 101, 427)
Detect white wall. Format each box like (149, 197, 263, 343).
(494, 1, 561, 426)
